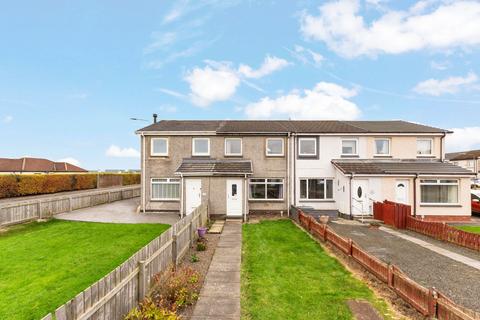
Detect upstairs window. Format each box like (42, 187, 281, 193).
(225, 138, 242, 156)
(298, 138, 317, 157)
(151, 138, 168, 156)
(266, 138, 284, 156)
(374, 139, 390, 156)
(341, 139, 358, 155)
(417, 139, 433, 156)
(192, 138, 210, 156)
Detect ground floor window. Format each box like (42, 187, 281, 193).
(420, 179, 458, 204)
(151, 178, 180, 200)
(249, 178, 284, 200)
(300, 178, 333, 200)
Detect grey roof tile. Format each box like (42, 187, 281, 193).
(176, 159, 252, 175)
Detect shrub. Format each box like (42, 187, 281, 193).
(72, 174, 97, 190)
(17, 175, 45, 195)
(151, 267, 200, 312)
(0, 175, 19, 198)
(125, 297, 179, 320)
(196, 239, 206, 252)
(190, 254, 199, 263)
(42, 175, 72, 193)
(122, 173, 141, 186)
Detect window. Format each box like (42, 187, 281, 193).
(298, 138, 317, 157)
(342, 139, 358, 155)
(420, 179, 458, 204)
(417, 139, 433, 156)
(151, 178, 180, 200)
(151, 138, 168, 156)
(249, 178, 284, 200)
(266, 138, 284, 156)
(192, 138, 210, 156)
(225, 138, 242, 156)
(300, 178, 333, 200)
(374, 139, 390, 156)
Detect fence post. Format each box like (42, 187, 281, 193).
(348, 239, 353, 256)
(387, 265, 394, 288)
(324, 226, 328, 242)
(189, 220, 193, 247)
(172, 228, 178, 270)
(37, 201, 42, 219)
(138, 260, 146, 301)
(428, 287, 438, 317)
(68, 197, 72, 212)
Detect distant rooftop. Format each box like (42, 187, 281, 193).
(137, 120, 449, 134)
(0, 157, 87, 173)
(446, 150, 480, 161)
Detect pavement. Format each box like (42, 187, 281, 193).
(191, 221, 241, 320)
(329, 221, 480, 312)
(55, 198, 180, 224)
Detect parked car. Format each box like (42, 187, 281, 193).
(472, 190, 480, 215)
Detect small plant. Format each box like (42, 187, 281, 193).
(125, 297, 179, 320)
(190, 253, 199, 263)
(196, 241, 206, 252)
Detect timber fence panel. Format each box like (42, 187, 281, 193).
(351, 242, 389, 283)
(0, 186, 140, 227)
(42, 203, 208, 320)
(325, 227, 351, 254)
(390, 267, 431, 316)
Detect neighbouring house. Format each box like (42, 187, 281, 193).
(136, 119, 474, 222)
(445, 150, 480, 179)
(0, 157, 87, 174)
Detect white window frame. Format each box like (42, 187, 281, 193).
(224, 138, 243, 156)
(265, 138, 284, 157)
(341, 138, 358, 156)
(417, 138, 433, 157)
(151, 178, 180, 201)
(298, 138, 317, 157)
(151, 138, 169, 156)
(374, 138, 390, 156)
(419, 179, 459, 205)
(192, 138, 210, 156)
(248, 178, 284, 201)
(299, 178, 334, 201)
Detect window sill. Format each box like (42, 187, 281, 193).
(266, 154, 285, 157)
(373, 155, 392, 158)
(299, 199, 335, 203)
(420, 204, 461, 207)
(224, 154, 243, 158)
(151, 199, 180, 202)
(248, 199, 285, 202)
(298, 155, 318, 159)
(417, 155, 436, 158)
(341, 155, 359, 158)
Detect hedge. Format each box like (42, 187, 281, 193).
(0, 173, 140, 199)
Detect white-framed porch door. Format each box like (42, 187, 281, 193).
(395, 180, 409, 204)
(185, 179, 202, 215)
(352, 179, 370, 215)
(226, 179, 243, 217)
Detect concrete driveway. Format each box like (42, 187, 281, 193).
(55, 199, 179, 225)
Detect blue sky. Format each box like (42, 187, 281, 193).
(1, 0, 480, 170)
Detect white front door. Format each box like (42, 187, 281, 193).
(226, 179, 243, 217)
(352, 179, 370, 215)
(395, 180, 409, 204)
(185, 179, 202, 215)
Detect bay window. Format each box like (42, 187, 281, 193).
(151, 178, 180, 200)
(300, 178, 334, 200)
(420, 179, 458, 205)
(249, 178, 284, 200)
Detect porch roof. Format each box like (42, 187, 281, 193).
(175, 159, 253, 176)
(331, 159, 475, 176)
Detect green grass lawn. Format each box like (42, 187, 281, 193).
(242, 220, 392, 320)
(0, 220, 170, 320)
(455, 225, 480, 234)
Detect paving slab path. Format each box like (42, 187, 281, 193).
(329, 221, 480, 312)
(191, 221, 241, 320)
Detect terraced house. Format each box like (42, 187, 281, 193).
(136, 119, 474, 222)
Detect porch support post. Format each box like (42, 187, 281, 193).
(180, 174, 184, 218)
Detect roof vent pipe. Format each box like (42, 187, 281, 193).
(153, 113, 158, 123)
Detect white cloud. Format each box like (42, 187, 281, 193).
(244, 82, 361, 120)
(413, 72, 478, 96)
(430, 60, 449, 71)
(288, 45, 324, 67)
(300, 0, 480, 58)
(238, 55, 290, 79)
(156, 88, 187, 99)
(185, 65, 241, 107)
(57, 157, 81, 166)
(144, 32, 177, 54)
(184, 55, 289, 106)
(106, 145, 140, 158)
(3, 115, 13, 123)
(446, 127, 480, 152)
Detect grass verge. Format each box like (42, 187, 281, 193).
(242, 220, 393, 320)
(0, 220, 169, 320)
(455, 225, 480, 234)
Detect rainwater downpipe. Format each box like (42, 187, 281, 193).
(413, 173, 419, 217)
(287, 132, 291, 216)
(440, 133, 446, 161)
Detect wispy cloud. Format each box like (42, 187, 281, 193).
(286, 45, 324, 67)
(413, 72, 479, 96)
(105, 145, 140, 158)
(155, 88, 187, 99)
(57, 157, 81, 166)
(2, 115, 13, 124)
(430, 60, 450, 71)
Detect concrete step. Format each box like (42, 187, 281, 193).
(354, 216, 383, 224)
(208, 220, 225, 234)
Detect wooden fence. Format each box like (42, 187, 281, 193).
(40, 203, 208, 320)
(294, 207, 478, 320)
(373, 200, 410, 229)
(406, 216, 480, 252)
(0, 185, 140, 227)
